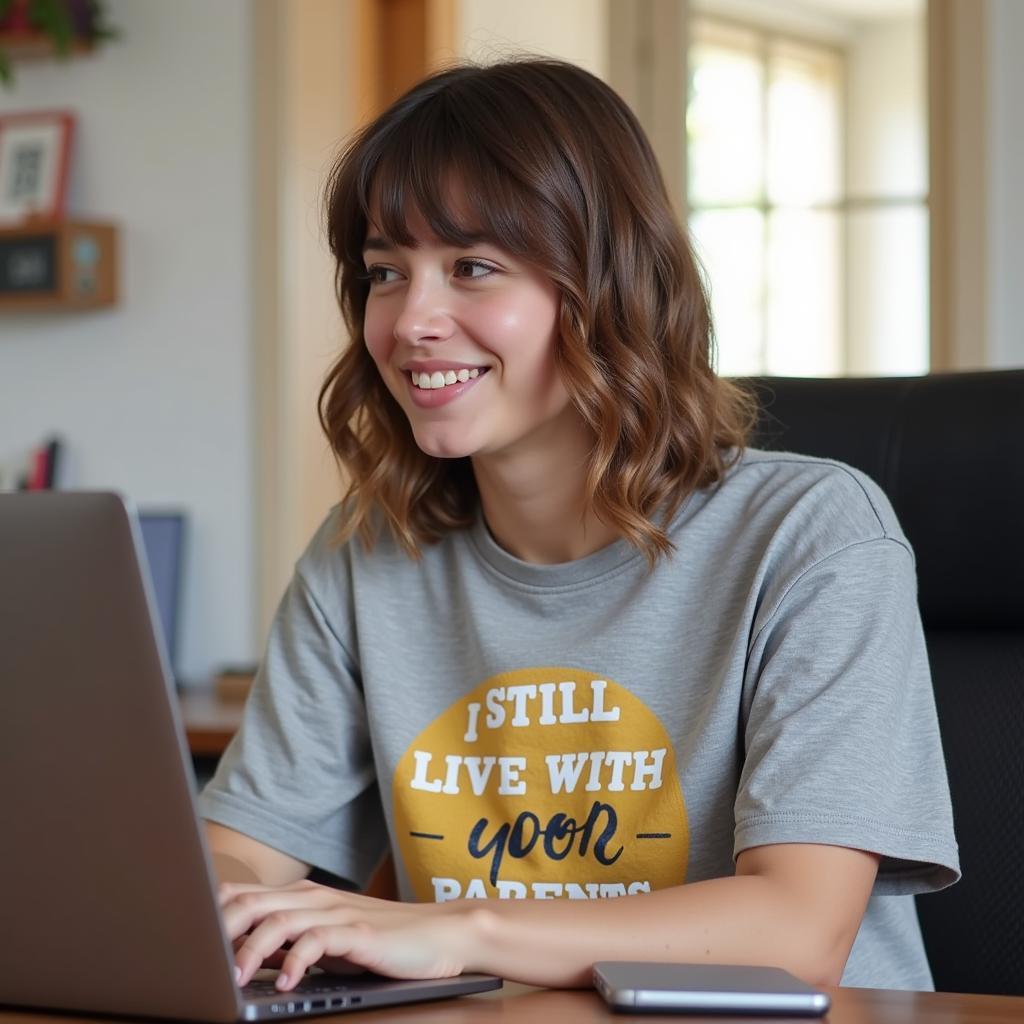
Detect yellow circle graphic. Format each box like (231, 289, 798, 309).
(393, 667, 688, 902)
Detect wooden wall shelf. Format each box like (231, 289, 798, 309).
(0, 220, 117, 311)
(0, 31, 93, 60)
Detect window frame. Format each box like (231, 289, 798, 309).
(609, 0, 936, 377)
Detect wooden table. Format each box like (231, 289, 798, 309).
(1, 982, 1023, 1023)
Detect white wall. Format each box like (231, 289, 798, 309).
(457, 0, 609, 76)
(989, 0, 1024, 368)
(0, 0, 256, 682)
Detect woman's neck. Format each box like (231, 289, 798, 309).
(470, 409, 620, 565)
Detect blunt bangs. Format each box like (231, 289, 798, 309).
(346, 72, 575, 279)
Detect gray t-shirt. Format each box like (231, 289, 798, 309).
(199, 448, 959, 990)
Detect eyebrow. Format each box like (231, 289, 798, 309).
(362, 235, 394, 254)
(361, 231, 497, 256)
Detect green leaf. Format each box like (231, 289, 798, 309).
(28, 0, 75, 55)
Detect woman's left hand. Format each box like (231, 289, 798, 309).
(219, 880, 483, 990)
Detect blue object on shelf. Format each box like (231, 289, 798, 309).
(138, 510, 186, 683)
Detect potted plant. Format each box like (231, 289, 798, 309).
(0, 0, 119, 87)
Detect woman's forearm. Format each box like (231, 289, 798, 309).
(454, 874, 842, 988)
(448, 844, 880, 989)
(205, 821, 308, 886)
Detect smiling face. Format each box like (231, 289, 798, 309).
(362, 206, 576, 462)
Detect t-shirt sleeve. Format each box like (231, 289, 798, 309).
(196, 569, 388, 888)
(734, 536, 960, 895)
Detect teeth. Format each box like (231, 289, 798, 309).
(411, 368, 484, 389)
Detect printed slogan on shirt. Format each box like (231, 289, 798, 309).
(393, 667, 688, 902)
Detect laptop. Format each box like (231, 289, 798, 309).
(0, 491, 502, 1022)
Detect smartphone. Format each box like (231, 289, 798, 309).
(592, 962, 831, 1015)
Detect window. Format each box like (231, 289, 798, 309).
(686, 14, 928, 377)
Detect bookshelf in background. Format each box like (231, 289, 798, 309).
(0, 104, 119, 310)
(0, 220, 117, 310)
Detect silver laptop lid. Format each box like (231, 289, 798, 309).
(0, 492, 242, 1022)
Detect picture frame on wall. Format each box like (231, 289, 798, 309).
(0, 110, 75, 224)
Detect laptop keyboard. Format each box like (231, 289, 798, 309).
(244, 977, 352, 996)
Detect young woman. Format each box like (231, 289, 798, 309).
(199, 58, 958, 994)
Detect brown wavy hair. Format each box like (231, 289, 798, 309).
(319, 57, 756, 566)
